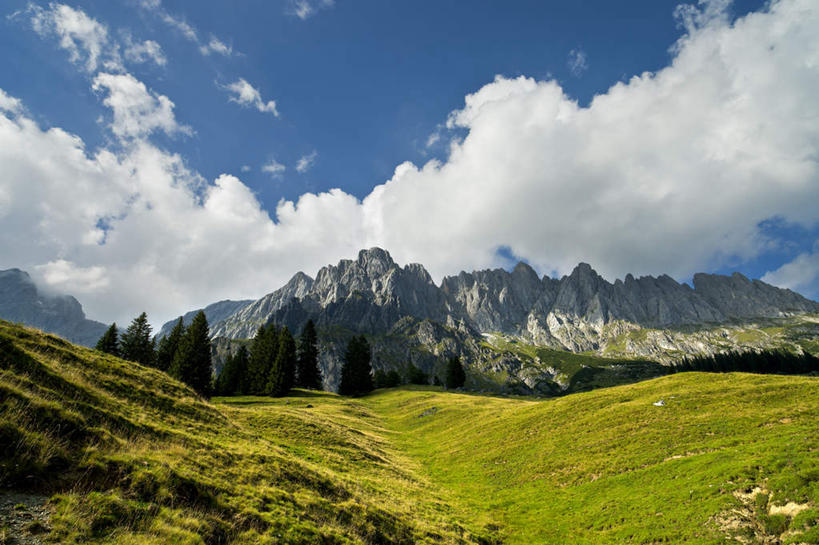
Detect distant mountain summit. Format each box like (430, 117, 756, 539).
(177, 248, 818, 392)
(202, 248, 818, 346)
(0, 268, 107, 347)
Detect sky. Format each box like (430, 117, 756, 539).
(1, 0, 818, 329)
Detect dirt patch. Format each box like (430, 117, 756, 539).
(0, 490, 51, 545)
(769, 501, 810, 517)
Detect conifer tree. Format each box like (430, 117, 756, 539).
(266, 327, 296, 396)
(215, 346, 249, 396)
(170, 311, 212, 397)
(445, 355, 466, 389)
(339, 335, 373, 396)
(245, 324, 278, 395)
(296, 320, 322, 390)
(155, 317, 184, 372)
(95, 323, 120, 357)
(120, 312, 155, 366)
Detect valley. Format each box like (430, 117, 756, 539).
(2, 320, 817, 544)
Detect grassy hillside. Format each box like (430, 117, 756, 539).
(2, 319, 818, 544)
(365, 377, 819, 544)
(0, 320, 487, 544)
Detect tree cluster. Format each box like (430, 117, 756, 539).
(339, 335, 374, 396)
(672, 349, 819, 375)
(214, 319, 322, 397)
(96, 311, 213, 397)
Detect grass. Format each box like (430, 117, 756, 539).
(2, 319, 818, 544)
(0, 320, 488, 544)
(365, 377, 819, 544)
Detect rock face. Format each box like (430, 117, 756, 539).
(158, 299, 253, 339)
(0, 268, 107, 347)
(171, 248, 819, 392)
(201, 247, 819, 345)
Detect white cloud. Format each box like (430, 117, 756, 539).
(288, 0, 335, 20)
(35, 259, 110, 292)
(762, 242, 819, 298)
(567, 48, 588, 77)
(223, 78, 279, 115)
(199, 36, 232, 56)
(241, 165, 251, 172)
(122, 33, 167, 66)
(262, 159, 286, 177)
(0, 89, 23, 115)
(0, 89, 363, 327)
(137, 0, 233, 58)
(2, 0, 819, 329)
(92, 73, 192, 140)
(28, 3, 122, 72)
(296, 151, 318, 173)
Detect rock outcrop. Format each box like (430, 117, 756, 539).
(0, 268, 107, 347)
(167, 248, 819, 392)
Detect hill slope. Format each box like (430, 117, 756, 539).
(0, 320, 487, 544)
(364, 377, 819, 544)
(1, 321, 817, 544)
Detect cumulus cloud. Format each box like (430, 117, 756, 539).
(262, 159, 286, 177)
(199, 36, 232, 56)
(567, 48, 588, 76)
(0, 89, 23, 114)
(92, 73, 192, 140)
(28, 3, 122, 72)
(288, 0, 335, 20)
(122, 33, 167, 66)
(762, 242, 819, 298)
(0, 92, 362, 326)
(2, 0, 819, 328)
(358, 0, 819, 284)
(296, 151, 318, 173)
(222, 78, 279, 115)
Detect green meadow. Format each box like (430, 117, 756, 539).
(1, 320, 818, 544)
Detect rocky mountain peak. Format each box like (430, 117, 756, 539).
(0, 268, 107, 347)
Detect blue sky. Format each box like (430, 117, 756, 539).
(0, 0, 817, 325)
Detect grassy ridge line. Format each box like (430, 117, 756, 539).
(0, 321, 487, 544)
(365, 377, 819, 544)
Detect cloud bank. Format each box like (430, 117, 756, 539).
(1, 0, 818, 328)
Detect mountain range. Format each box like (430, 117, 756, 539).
(3, 249, 818, 393)
(160, 248, 819, 392)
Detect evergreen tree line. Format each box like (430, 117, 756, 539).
(96, 311, 213, 397)
(671, 349, 819, 375)
(97, 311, 468, 398)
(214, 319, 323, 397)
(371, 356, 466, 390)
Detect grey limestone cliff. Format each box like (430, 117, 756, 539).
(0, 268, 107, 347)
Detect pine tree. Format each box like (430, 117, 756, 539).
(296, 320, 322, 390)
(445, 355, 466, 389)
(406, 363, 428, 385)
(120, 312, 155, 366)
(170, 311, 212, 397)
(339, 336, 373, 396)
(245, 324, 278, 395)
(266, 327, 296, 396)
(155, 317, 185, 372)
(95, 323, 120, 357)
(215, 346, 249, 396)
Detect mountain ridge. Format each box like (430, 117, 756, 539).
(205, 248, 819, 343)
(0, 268, 107, 347)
